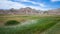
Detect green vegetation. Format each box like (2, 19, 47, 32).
(0, 15, 41, 23)
(0, 15, 60, 34)
(41, 18, 60, 34)
(5, 20, 20, 25)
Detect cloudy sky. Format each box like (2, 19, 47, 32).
(0, 0, 60, 10)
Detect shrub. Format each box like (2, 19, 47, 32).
(5, 20, 20, 25)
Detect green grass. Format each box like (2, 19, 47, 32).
(41, 19, 60, 34)
(0, 15, 41, 23)
(0, 15, 60, 34)
(5, 20, 20, 25)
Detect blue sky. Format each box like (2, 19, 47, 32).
(0, 0, 60, 10)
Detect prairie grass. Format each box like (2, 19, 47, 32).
(0, 15, 60, 34)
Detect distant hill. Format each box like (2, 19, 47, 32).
(0, 7, 60, 15)
(43, 8, 60, 15)
(0, 7, 41, 15)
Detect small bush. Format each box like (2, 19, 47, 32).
(5, 20, 20, 25)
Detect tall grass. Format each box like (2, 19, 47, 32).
(0, 16, 60, 34)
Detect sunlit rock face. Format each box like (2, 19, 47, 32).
(0, 7, 60, 15)
(0, 7, 41, 15)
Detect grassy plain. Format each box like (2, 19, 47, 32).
(0, 14, 60, 34)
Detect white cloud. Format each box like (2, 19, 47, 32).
(24, 6, 49, 11)
(14, 0, 30, 2)
(21, 0, 29, 2)
(24, 0, 46, 7)
(14, 0, 46, 7)
(28, 1, 46, 7)
(0, 0, 27, 9)
(0, 0, 48, 11)
(19, 0, 37, 4)
(0, 0, 8, 1)
(38, 3, 46, 7)
(51, 0, 60, 2)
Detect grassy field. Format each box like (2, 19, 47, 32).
(0, 14, 60, 34)
(0, 14, 41, 26)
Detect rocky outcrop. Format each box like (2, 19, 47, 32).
(0, 7, 41, 15)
